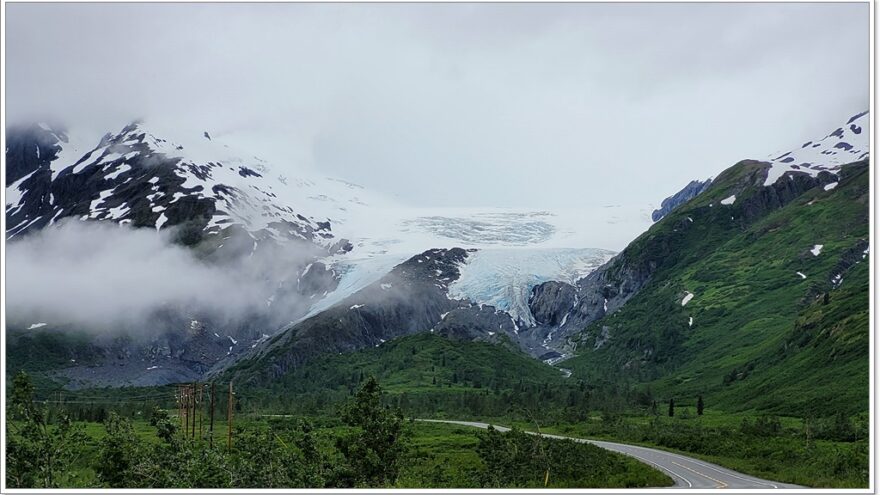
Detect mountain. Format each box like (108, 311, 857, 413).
(4, 120, 632, 388)
(220, 110, 870, 393)
(218, 245, 615, 386)
(5, 120, 375, 387)
(5, 121, 364, 252)
(546, 111, 870, 416)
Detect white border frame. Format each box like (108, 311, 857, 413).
(0, 1, 875, 494)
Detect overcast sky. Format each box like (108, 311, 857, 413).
(5, 3, 869, 209)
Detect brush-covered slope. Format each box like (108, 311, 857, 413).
(224, 332, 592, 417)
(563, 159, 869, 416)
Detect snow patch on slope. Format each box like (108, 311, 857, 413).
(681, 292, 694, 306)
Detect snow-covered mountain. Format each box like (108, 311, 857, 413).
(762, 110, 869, 186)
(651, 110, 870, 224)
(5, 120, 643, 386)
(5, 120, 385, 256)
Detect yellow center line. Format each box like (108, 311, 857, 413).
(672, 460, 729, 488)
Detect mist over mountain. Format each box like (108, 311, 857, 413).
(4, 107, 869, 391)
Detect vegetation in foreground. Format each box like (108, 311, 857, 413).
(7, 327, 870, 488)
(5, 371, 671, 489)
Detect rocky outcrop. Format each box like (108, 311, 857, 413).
(5, 124, 65, 185)
(739, 163, 838, 222)
(651, 178, 712, 222)
(528, 281, 577, 326)
(434, 305, 518, 343)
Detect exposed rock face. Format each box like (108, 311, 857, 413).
(528, 281, 577, 326)
(5, 124, 66, 184)
(651, 179, 712, 222)
(827, 238, 870, 290)
(740, 163, 838, 222)
(434, 305, 518, 343)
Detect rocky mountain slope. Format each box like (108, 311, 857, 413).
(543, 111, 871, 416)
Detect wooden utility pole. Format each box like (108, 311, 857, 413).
(183, 386, 189, 435)
(191, 382, 198, 439)
(209, 382, 216, 447)
(198, 384, 204, 440)
(227, 381, 234, 449)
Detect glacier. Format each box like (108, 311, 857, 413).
(448, 248, 615, 327)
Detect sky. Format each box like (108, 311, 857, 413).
(5, 2, 870, 210)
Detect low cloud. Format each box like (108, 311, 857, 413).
(5, 220, 316, 333)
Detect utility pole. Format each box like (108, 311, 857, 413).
(209, 382, 216, 447)
(183, 385, 190, 435)
(191, 382, 197, 439)
(227, 381, 234, 449)
(198, 384, 204, 440)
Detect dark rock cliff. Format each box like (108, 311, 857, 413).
(651, 178, 712, 222)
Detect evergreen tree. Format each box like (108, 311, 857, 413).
(696, 395, 704, 416)
(335, 376, 409, 487)
(668, 398, 675, 417)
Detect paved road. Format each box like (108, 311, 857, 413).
(418, 419, 803, 489)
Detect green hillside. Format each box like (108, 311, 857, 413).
(563, 161, 869, 416)
(227, 332, 643, 420)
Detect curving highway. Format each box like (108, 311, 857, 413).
(417, 419, 804, 489)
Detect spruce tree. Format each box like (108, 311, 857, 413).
(668, 398, 675, 417)
(697, 395, 704, 416)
